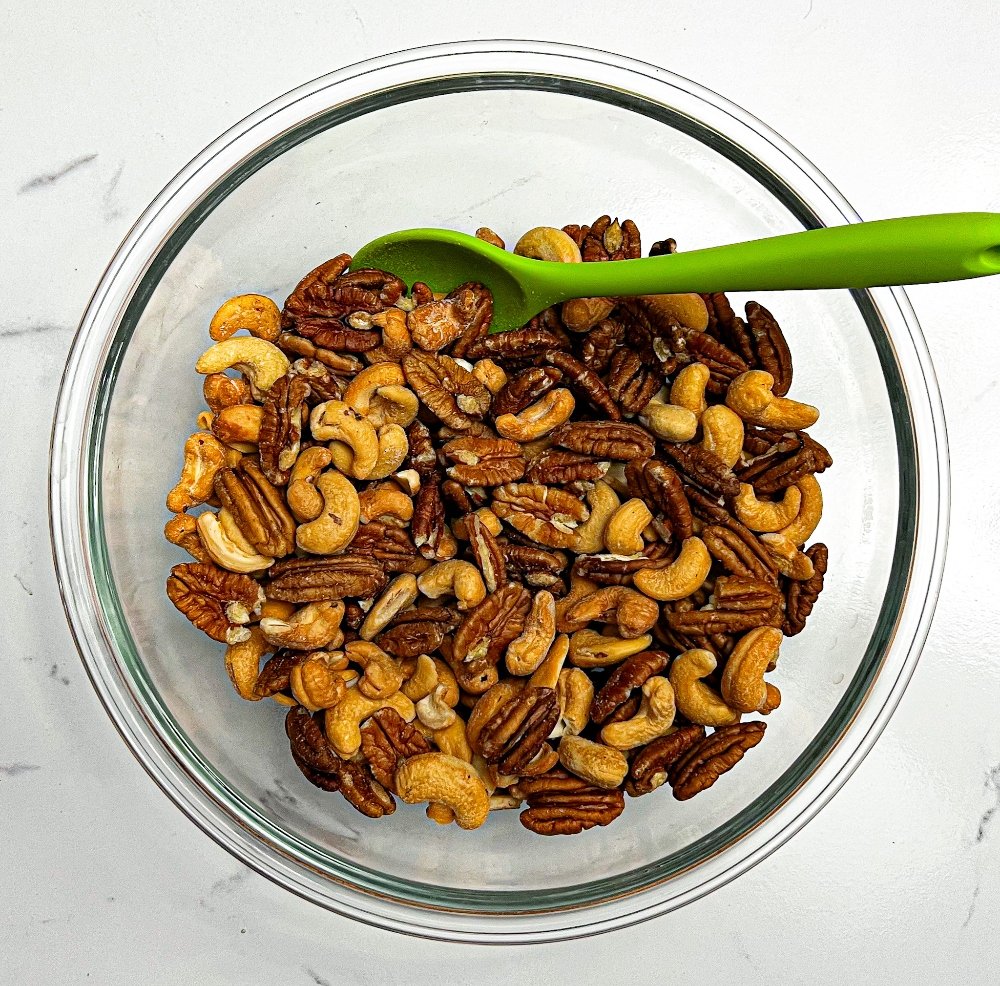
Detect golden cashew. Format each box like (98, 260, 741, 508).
(639, 293, 710, 332)
(258, 599, 296, 621)
(285, 447, 333, 522)
(558, 734, 628, 789)
(600, 676, 677, 750)
(203, 372, 252, 415)
(294, 470, 360, 555)
(324, 689, 415, 758)
(289, 650, 352, 711)
(223, 627, 270, 701)
(639, 400, 699, 443)
(761, 682, 782, 715)
(513, 226, 582, 263)
(432, 715, 473, 763)
(196, 410, 214, 431)
(725, 370, 819, 429)
(569, 630, 653, 668)
(357, 484, 413, 529)
(721, 626, 783, 713)
(670, 362, 711, 416)
(359, 573, 419, 640)
(552, 667, 593, 738)
(563, 585, 659, 639)
(489, 794, 523, 812)
(561, 296, 616, 333)
(344, 639, 406, 700)
(164, 513, 210, 562)
(369, 308, 412, 362)
(572, 480, 621, 554)
(777, 474, 823, 546)
(394, 753, 490, 830)
(528, 633, 570, 690)
(211, 403, 264, 450)
(505, 590, 556, 676)
(633, 536, 711, 601)
(555, 572, 600, 630)
(166, 431, 228, 513)
(669, 649, 741, 727)
(309, 401, 380, 479)
(344, 364, 419, 429)
(195, 337, 290, 396)
(701, 404, 744, 468)
(401, 654, 438, 702)
(604, 499, 653, 555)
(209, 293, 281, 342)
(416, 683, 458, 730)
(495, 388, 575, 442)
(417, 560, 486, 611)
(472, 358, 508, 395)
(760, 533, 815, 580)
(364, 423, 410, 480)
(734, 482, 803, 532)
(196, 512, 275, 573)
(260, 600, 344, 651)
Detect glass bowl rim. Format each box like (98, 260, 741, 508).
(49, 40, 949, 943)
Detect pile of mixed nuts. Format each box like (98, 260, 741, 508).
(165, 218, 830, 834)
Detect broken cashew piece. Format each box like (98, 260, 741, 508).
(495, 388, 576, 442)
(360, 573, 419, 640)
(760, 532, 815, 580)
(290, 651, 352, 711)
(195, 337, 290, 396)
(569, 630, 653, 668)
(417, 560, 487, 611)
(295, 470, 360, 555)
(604, 499, 653, 555)
(505, 590, 557, 676)
(223, 627, 270, 701)
(700, 404, 744, 468)
(310, 400, 380, 479)
(559, 734, 629, 788)
(528, 633, 570, 690)
(472, 359, 508, 395)
(670, 362, 711, 416)
(670, 649, 741, 727)
(633, 536, 711, 601)
(777, 474, 823, 546)
(734, 482, 803, 533)
(325, 688, 415, 758)
(416, 683, 458, 730)
(196, 512, 275, 573)
(285, 447, 333, 522)
(552, 668, 594, 738)
(601, 676, 677, 750)
(721, 625, 783, 713)
(572, 480, 621, 554)
(212, 404, 264, 450)
(209, 294, 281, 342)
(344, 639, 406, 700)
(259, 600, 344, 651)
(726, 370, 819, 429)
(394, 752, 490, 830)
(166, 431, 228, 513)
(513, 226, 582, 263)
(639, 400, 699, 443)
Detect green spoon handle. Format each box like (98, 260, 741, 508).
(531, 212, 1000, 298)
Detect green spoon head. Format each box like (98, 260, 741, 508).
(352, 229, 548, 333)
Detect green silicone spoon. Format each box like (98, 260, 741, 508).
(352, 213, 1000, 332)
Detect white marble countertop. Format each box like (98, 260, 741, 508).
(4, 2, 1000, 982)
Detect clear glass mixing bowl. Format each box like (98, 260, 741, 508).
(50, 42, 948, 943)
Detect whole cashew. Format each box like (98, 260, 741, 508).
(295, 470, 360, 555)
(289, 651, 352, 711)
(572, 480, 621, 554)
(639, 400, 699, 443)
(196, 512, 275, 573)
(670, 363, 711, 416)
(285, 447, 333, 522)
(600, 676, 677, 750)
(604, 499, 653, 555)
(324, 688, 415, 758)
(559, 734, 629, 788)
(310, 400, 380, 479)
(344, 364, 419, 429)
(701, 404, 744, 468)
(394, 753, 490, 830)
(417, 560, 487, 611)
(721, 625, 783, 713)
(472, 359, 508, 395)
(416, 683, 458, 730)
(527, 633, 570, 689)
(344, 639, 406, 700)
(401, 653, 438, 701)
(777, 474, 823, 546)
(513, 226, 582, 263)
(364, 423, 410, 480)
(552, 668, 594, 738)
(733, 482, 803, 532)
(633, 537, 712, 601)
(561, 296, 616, 333)
(166, 431, 228, 513)
(555, 572, 600, 631)
(223, 627, 271, 701)
(638, 293, 710, 332)
(669, 648, 741, 727)
(562, 586, 659, 639)
(369, 308, 412, 361)
(359, 573, 419, 640)
(195, 337, 290, 396)
(505, 590, 557, 676)
(725, 370, 819, 429)
(209, 293, 281, 342)
(260, 600, 344, 651)
(495, 388, 576, 442)
(760, 532, 815, 580)
(568, 629, 653, 668)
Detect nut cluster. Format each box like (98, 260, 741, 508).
(165, 217, 831, 835)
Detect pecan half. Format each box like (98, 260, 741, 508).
(349, 522, 421, 573)
(626, 725, 706, 796)
(411, 479, 447, 560)
(501, 543, 569, 588)
(166, 562, 263, 643)
(492, 366, 563, 417)
(452, 583, 532, 693)
(606, 348, 663, 415)
(702, 524, 779, 584)
(659, 443, 740, 500)
(471, 326, 567, 361)
(666, 575, 783, 635)
(492, 482, 590, 549)
(616, 297, 687, 370)
(405, 419, 437, 477)
(783, 543, 828, 636)
(590, 650, 670, 724)
(286, 704, 341, 772)
(292, 321, 380, 353)
(572, 546, 672, 586)
(526, 449, 608, 485)
(214, 459, 296, 557)
(545, 352, 621, 421)
(580, 216, 641, 262)
(473, 686, 559, 774)
(377, 605, 458, 659)
(515, 768, 625, 835)
(277, 333, 363, 376)
(288, 357, 347, 403)
(625, 459, 693, 540)
(283, 258, 404, 327)
(265, 556, 387, 602)
(579, 318, 624, 372)
(359, 707, 431, 790)
(668, 721, 766, 801)
(744, 302, 793, 397)
(403, 351, 491, 430)
(736, 429, 833, 494)
(254, 650, 300, 698)
(258, 374, 310, 484)
(468, 512, 507, 592)
(551, 421, 655, 460)
(440, 437, 526, 486)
